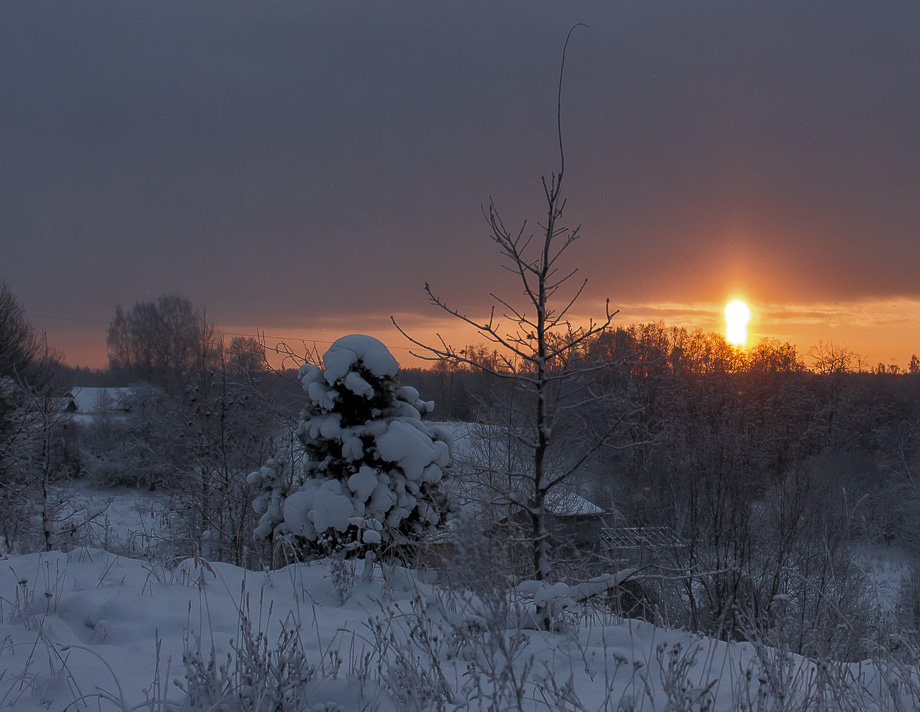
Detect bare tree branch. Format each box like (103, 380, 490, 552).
(391, 25, 622, 599)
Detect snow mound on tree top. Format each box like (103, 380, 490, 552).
(323, 334, 399, 382)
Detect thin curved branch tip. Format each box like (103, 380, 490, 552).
(557, 23, 588, 181)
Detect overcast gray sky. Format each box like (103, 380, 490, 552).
(3, 1, 919, 367)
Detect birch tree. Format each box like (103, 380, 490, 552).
(394, 26, 620, 586)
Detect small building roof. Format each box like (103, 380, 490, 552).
(545, 491, 606, 517)
(68, 387, 135, 414)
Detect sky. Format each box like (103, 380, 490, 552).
(2, 1, 919, 370)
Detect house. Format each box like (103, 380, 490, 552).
(538, 491, 617, 550)
(66, 387, 136, 416)
(420, 471, 619, 574)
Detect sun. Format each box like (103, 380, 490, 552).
(725, 299, 751, 347)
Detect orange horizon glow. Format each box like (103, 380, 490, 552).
(37, 297, 920, 374)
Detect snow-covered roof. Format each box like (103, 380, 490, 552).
(447, 475, 607, 520)
(545, 492, 605, 517)
(68, 387, 135, 414)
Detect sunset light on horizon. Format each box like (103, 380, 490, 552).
(35, 295, 920, 373)
(3, 2, 918, 373)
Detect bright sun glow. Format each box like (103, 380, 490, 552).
(725, 299, 751, 347)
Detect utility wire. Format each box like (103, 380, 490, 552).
(29, 312, 418, 351)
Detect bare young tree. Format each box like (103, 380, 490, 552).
(0, 281, 41, 382)
(0, 333, 109, 553)
(0, 285, 91, 552)
(394, 26, 619, 588)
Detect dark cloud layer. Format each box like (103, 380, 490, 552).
(2, 1, 919, 362)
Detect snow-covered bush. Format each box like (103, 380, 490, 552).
(250, 335, 450, 558)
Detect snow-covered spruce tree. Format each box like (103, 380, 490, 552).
(249, 335, 450, 559)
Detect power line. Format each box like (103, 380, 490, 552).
(29, 312, 418, 351)
(219, 329, 416, 352)
(32, 313, 109, 325)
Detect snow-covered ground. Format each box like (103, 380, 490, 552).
(1, 545, 918, 711)
(49, 483, 166, 556)
(0, 548, 728, 711)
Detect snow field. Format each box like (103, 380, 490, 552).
(2, 547, 918, 711)
(0, 549, 386, 711)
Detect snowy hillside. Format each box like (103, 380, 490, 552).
(2, 547, 917, 712)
